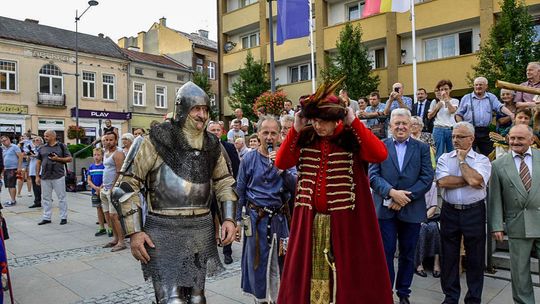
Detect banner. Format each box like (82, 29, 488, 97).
(276, 0, 310, 45)
(363, 0, 411, 18)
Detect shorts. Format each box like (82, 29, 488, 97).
(99, 188, 117, 214)
(91, 193, 102, 208)
(3, 169, 17, 188)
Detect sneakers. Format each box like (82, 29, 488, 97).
(3, 201, 16, 207)
(27, 193, 33, 197)
(107, 229, 113, 237)
(16, 194, 22, 198)
(95, 228, 107, 237)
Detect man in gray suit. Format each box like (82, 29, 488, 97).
(489, 124, 540, 304)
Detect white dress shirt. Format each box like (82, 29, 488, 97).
(511, 147, 533, 175)
(435, 149, 492, 205)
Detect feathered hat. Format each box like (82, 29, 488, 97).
(300, 76, 347, 121)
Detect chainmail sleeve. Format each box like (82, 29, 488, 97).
(117, 137, 160, 235)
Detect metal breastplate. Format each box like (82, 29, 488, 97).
(147, 164, 211, 210)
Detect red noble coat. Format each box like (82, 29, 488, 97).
(275, 118, 393, 304)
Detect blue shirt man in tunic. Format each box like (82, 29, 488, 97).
(236, 115, 297, 303)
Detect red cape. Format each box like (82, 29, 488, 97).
(276, 119, 393, 304)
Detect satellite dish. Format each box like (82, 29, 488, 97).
(223, 41, 237, 53)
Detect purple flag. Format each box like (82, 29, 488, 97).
(276, 0, 310, 45)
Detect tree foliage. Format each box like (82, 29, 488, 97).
(320, 22, 379, 100)
(192, 71, 218, 119)
(228, 52, 270, 122)
(471, 0, 540, 93)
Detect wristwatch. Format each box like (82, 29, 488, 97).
(459, 160, 467, 166)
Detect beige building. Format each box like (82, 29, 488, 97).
(120, 48, 192, 131)
(218, 0, 540, 116)
(118, 18, 219, 113)
(0, 16, 129, 144)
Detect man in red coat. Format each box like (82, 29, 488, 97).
(275, 81, 393, 304)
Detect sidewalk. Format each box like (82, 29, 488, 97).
(0, 191, 537, 303)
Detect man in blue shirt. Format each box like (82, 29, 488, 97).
(455, 77, 515, 156)
(360, 92, 387, 139)
(384, 82, 413, 116)
(236, 115, 296, 303)
(1, 135, 23, 206)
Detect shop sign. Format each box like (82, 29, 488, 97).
(0, 104, 28, 114)
(70, 108, 132, 120)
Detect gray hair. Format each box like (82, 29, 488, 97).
(280, 114, 294, 126)
(44, 129, 56, 137)
(454, 121, 475, 135)
(411, 115, 424, 129)
(33, 136, 43, 144)
(257, 115, 281, 131)
(121, 133, 134, 142)
(390, 108, 411, 122)
(474, 77, 488, 85)
(500, 88, 515, 96)
(509, 124, 534, 136)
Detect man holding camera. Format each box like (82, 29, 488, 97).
(35, 130, 72, 225)
(384, 83, 413, 116)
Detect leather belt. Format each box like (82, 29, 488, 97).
(248, 201, 285, 270)
(443, 200, 484, 210)
(148, 209, 210, 217)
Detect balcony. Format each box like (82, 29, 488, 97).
(222, 47, 261, 74)
(37, 93, 66, 108)
(223, 2, 260, 34)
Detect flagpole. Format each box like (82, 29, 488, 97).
(309, 0, 315, 93)
(269, 0, 276, 93)
(411, 0, 417, 103)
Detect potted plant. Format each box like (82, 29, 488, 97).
(253, 90, 288, 117)
(67, 125, 86, 140)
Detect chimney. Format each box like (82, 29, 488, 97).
(159, 17, 166, 27)
(198, 30, 209, 38)
(24, 18, 39, 24)
(118, 37, 127, 48)
(137, 31, 146, 52)
(98, 33, 104, 38)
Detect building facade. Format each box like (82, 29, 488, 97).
(118, 18, 219, 114)
(0, 16, 129, 144)
(120, 48, 191, 131)
(218, 0, 540, 116)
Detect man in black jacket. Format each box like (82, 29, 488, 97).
(208, 121, 240, 264)
(411, 88, 433, 133)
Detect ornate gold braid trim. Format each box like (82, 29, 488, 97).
(327, 175, 353, 181)
(326, 183, 352, 187)
(299, 156, 321, 162)
(299, 178, 316, 185)
(327, 167, 352, 173)
(328, 204, 355, 211)
(297, 186, 314, 194)
(327, 196, 355, 204)
(295, 202, 313, 209)
(327, 160, 353, 165)
(300, 171, 317, 176)
(301, 148, 321, 153)
(299, 163, 319, 169)
(296, 194, 312, 200)
(327, 191, 354, 196)
(328, 152, 351, 157)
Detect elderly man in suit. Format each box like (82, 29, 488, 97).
(489, 124, 540, 304)
(370, 108, 434, 304)
(436, 121, 492, 304)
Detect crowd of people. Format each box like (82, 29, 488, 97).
(1, 61, 539, 303)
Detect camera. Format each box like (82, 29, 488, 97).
(394, 87, 400, 93)
(48, 152, 57, 158)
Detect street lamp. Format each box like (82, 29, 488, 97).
(74, 0, 99, 144)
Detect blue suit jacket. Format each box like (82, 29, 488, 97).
(369, 137, 434, 223)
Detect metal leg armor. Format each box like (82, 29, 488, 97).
(153, 281, 189, 304)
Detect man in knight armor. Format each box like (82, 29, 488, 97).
(111, 81, 237, 304)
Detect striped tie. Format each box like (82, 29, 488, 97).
(518, 154, 532, 192)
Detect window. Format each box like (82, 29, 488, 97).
(39, 64, 63, 95)
(196, 58, 204, 65)
(196, 65, 204, 73)
(208, 62, 216, 80)
(347, 2, 365, 21)
(157, 71, 164, 78)
(209, 94, 216, 107)
(240, 0, 257, 8)
(155, 85, 167, 108)
(82, 71, 95, 98)
(134, 68, 143, 75)
(290, 63, 312, 83)
(534, 19, 540, 42)
(177, 74, 185, 81)
(424, 31, 473, 61)
(0, 60, 16, 92)
(102, 74, 115, 100)
(374, 48, 385, 68)
(241, 32, 260, 49)
(133, 82, 145, 106)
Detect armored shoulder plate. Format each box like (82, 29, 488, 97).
(120, 135, 145, 176)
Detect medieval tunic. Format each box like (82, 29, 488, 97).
(236, 149, 297, 302)
(275, 118, 393, 304)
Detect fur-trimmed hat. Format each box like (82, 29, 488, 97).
(300, 77, 347, 121)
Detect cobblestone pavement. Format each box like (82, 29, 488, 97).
(9, 244, 111, 269)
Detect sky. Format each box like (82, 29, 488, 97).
(5, 0, 218, 42)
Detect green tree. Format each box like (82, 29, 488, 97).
(320, 22, 379, 99)
(471, 0, 540, 92)
(228, 52, 270, 122)
(192, 71, 218, 119)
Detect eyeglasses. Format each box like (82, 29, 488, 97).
(452, 135, 472, 139)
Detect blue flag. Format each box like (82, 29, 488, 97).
(276, 0, 310, 45)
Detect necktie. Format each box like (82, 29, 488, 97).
(418, 103, 424, 118)
(518, 154, 531, 192)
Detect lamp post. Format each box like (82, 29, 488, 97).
(74, 0, 99, 144)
